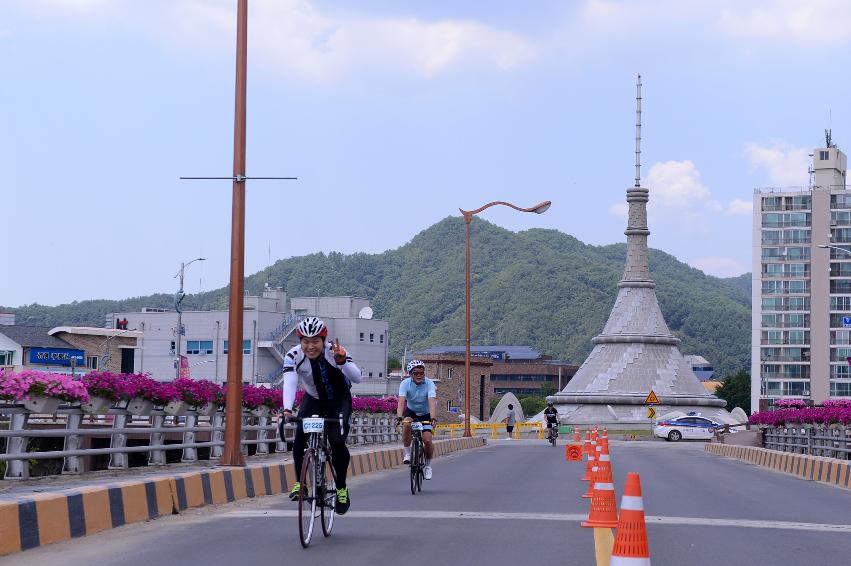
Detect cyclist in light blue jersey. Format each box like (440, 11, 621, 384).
(395, 359, 437, 480)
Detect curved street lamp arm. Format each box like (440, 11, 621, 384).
(459, 200, 551, 221)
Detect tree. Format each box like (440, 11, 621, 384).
(714, 370, 751, 416)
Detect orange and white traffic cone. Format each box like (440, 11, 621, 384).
(583, 430, 592, 456)
(573, 428, 581, 443)
(581, 445, 595, 481)
(611, 473, 651, 565)
(582, 454, 597, 498)
(582, 443, 618, 528)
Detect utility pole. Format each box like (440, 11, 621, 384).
(179, 0, 296, 466)
(175, 258, 205, 378)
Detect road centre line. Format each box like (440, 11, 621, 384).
(223, 510, 851, 533)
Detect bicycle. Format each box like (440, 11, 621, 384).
(290, 414, 343, 548)
(547, 423, 559, 447)
(402, 418, 430, 494)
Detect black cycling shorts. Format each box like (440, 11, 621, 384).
(403, 408, 433, 432)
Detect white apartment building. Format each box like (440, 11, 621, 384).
(752, 134, 850, 412)
(107, 290, 389, 395)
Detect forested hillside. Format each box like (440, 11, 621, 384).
(4, 217, 751, 377)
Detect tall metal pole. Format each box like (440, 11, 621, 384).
(221, 0, 248, 467)
(464, 215, 472, 437)
(176, 261, 184, 379)
(459, 200, 550, 439)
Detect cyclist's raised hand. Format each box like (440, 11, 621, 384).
(332, 338, 347, 364)
(282, 409, 295, 424)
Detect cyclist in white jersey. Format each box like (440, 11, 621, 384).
(395, 359, 437, 480)
(281, 317, 362, 514)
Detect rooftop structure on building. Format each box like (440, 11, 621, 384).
(107, 289, 389, 395)
(0, 325, 139, 374)
(751, 131, 851, 411)
(548, 76, 732, 427)
(415, 345, 552, 361)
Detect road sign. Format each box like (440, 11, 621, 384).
(644, 390, 660, 405)
(647, 406, 656, 420)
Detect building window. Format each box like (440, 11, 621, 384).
(223, 340, 251, 355)
(370, 333, 374, 343)
(187, 340, 214, 355)
(0, 350, 13, 366)
(448, 367, 453, 379)
(379, 372, 383, 377)
(820, 150, 830, 160)
(359, 332, 364, 342)
(368, 372, 373, 377)
(86, 356, 99, 370)
(380, 334, 384, 344)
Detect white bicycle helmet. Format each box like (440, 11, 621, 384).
(406, 359, 425, 373)
(295, 316, 328, 338)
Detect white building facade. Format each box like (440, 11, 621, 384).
(108, 290, 389, 394)
(752, 136, 850, 412)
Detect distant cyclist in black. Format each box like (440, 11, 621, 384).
(543, 401, 560, 440)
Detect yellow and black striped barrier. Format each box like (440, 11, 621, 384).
(0, 436, 486, 557)
(705, 443, 851, 489)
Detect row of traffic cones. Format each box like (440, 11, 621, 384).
(574, 426, 651, 565)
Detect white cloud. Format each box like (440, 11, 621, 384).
(727, 198, 753, 215)
(609, 202, 628, 218)
(608, 160, 724, 234)
(9, 0, 537, 83)
(647, 160, 720, 212)
(718, 1, 851, 44)
(745, 140, 810, 186)
(690, 256, 750, 278)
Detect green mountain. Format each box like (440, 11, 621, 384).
(4, 217, 751, 377)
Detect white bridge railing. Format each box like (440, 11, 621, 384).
(0, 405, 400, 480)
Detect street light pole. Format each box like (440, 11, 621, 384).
(459, 200, 551, 437)
(221, 0, 249, 467)
(175, 258, 206, 378)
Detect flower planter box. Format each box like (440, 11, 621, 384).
(193, 402, 217, 417)
(127, 397, 154, 416)
(81, 395, 112, 415)
(164, 400, 187, 416)
(23, 395, 62, 414)
(249, 406, 270, 418)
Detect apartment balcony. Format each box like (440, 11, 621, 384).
(760, 340, 810, 346)
(762, 222, 811, 229)
(762, 204, 811, 212)
(760, 355, 810, 363)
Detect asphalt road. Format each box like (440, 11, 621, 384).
(7, 439, 851, 566)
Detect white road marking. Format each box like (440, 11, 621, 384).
(222, 509, 851, 533)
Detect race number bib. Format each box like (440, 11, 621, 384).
(411, 421, 423, 431)
(302, 418, 325, 432)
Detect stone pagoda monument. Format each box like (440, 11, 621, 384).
(548, 76, 731, 426)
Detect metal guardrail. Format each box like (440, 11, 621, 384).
(0, 405, 400, 480)
(435, 422, 544, 439)
(763, 425, 851, 460)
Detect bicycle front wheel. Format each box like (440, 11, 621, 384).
(321, 455, 336, 537)
(416, 442, 424, 492)
(409, 441, 419, 495)
(298, 449, 318, 548)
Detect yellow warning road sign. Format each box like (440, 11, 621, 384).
(644, 390, 660, 405)
(647, 406, 656, 420)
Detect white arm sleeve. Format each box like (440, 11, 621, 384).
(283, 372, 298, 411)
(340, 360, 363, 384)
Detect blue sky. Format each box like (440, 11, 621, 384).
(2, 0, 849, 307)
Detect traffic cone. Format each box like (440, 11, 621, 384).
(582, 443, 618, 528)
(582, 455, 597, 498)
(583, 431, 591, 455)
(610, 473, 651, 565)
(581, 444, 595, 481)
(573, 428, 581, 443)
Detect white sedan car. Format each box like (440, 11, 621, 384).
(654, 415, 724, 442)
